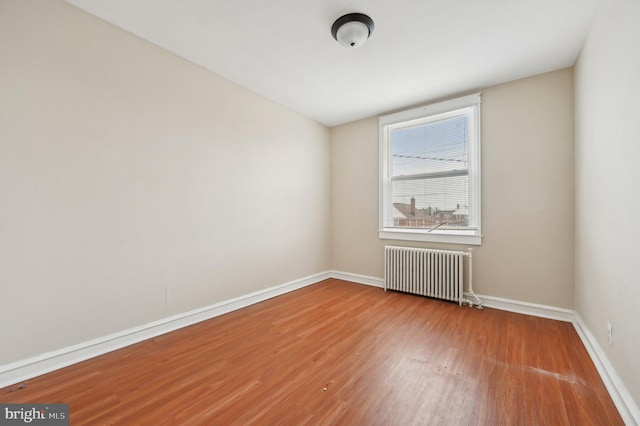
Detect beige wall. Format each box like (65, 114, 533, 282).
(332, 69, 575, 308)
(0, 0, 331, 364)
(575, 0, 640, 406)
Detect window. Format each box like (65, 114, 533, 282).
(379, 93, 481, 245)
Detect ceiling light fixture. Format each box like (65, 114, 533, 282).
(331, 13, 375, 48)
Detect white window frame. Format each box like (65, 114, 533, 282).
(379, 93, 482, 245)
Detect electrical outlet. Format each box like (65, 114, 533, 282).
(607, 322, 613, 346)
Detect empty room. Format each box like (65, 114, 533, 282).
(1, 0, 638, 424)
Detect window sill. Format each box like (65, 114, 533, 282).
(379, 229, 482, 245)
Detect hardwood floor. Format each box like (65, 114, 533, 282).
(1, 279, 623, 425)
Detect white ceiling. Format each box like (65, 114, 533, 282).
(64, 0, 599, 127)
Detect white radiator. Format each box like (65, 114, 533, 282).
(384, 246, 482, 308)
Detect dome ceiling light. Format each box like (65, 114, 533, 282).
(331, 13, 375, 48)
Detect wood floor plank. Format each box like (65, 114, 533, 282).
(1, 279, 623, 425)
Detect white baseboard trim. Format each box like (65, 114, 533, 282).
(572, 313, 640, 426)
(327, 275, 574, 323)
(0, 271, 331, 390)
(466, 292, 574, 322)
(329, 271, 384, 288)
